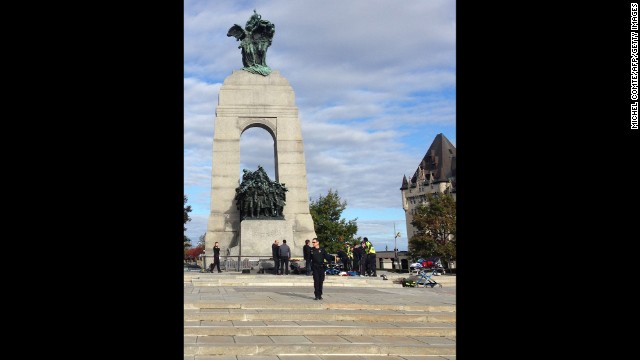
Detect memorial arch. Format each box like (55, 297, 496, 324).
(205, 70, 317, 258)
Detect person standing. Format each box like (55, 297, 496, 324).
(353, 243, 364, 275)
(336, 247, 348, 272)
(272, 239, 280, 275)
(309, 238, 334, 300)
(210, 242, 222, 273)
(363, 237, 377, 277)
(279, 239, 291, 275)
(303, 239, 312, 276)
(345, 243, 353, 271)
(360, 240, 369, 275)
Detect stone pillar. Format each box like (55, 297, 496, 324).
(205, 70, 316, 258)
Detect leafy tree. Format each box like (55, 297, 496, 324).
(198, 233, 206, 248)
(185, 246, 204, 261)
(309, 189, 358, 254)
(408, 193, 456, 265)
(184, 236, 192, 260)
(185, 234, 206, 262)
(184, 195, 193, 250)
(184, 195, 192, 231)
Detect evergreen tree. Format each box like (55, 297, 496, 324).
(309, 189, 358, 254)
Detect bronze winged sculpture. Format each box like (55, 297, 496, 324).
(227, 10, 276, 76)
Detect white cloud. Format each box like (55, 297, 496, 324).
(184, 0, 455, 251)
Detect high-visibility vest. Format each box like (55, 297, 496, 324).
(364, 241, 376, 254)
(346, 247, 353, 259)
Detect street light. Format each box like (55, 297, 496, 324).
(202, 249, 207, 272)
(394, 223, 401, 271)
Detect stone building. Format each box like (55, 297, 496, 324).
(400, 133, 456, 244)
(375, 250, 411, 271)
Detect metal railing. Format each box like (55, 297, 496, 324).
(196, 255, 287, 272)
(186, 255, 394, 273)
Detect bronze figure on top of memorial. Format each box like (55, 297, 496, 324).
(227, 9, 275, 76)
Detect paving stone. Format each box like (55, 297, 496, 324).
(304, 335, 351, 343)
(268, 335, 311, 344)
(411, 336, 457, 345)
(196, 336, 235, 343)
(233, 335, 274, 343)
(231, 320, 267, 327)
(199, 321, 234, 326)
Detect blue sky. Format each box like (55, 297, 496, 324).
(184, 0, 456, 252)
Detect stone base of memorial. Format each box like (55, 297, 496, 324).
(227, 219, 294, 257)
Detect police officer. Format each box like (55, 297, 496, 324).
(309, 238, 334, 300)
(363, 237, 377, 277)
(210, 241, 222, 273)
(353, 243, 364, 275)
(272, 239, 280, 275)
(303, 239, 312, 275)
(345, 244, 353, 271)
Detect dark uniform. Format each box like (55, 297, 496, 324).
(353, 245, 364, 275)
(272, 242, 280, 275)
(310, 245, 334, 300)
(363, 238, 377, 277)
(336, 249, 349, 271)
(211, 244, 221, 272)
(303, 242, 312, 275)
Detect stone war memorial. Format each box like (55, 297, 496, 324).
(205, 10, 317, 260)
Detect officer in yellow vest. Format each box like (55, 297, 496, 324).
(363, 237, 377, 277)
(345, 244, 353, 271)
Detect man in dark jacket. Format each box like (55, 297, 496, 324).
(279, 239, 291, 275)
(303, 239, 312, 275)
(336, 248, 349, 272)
(363, 237, 377, 277)
(309, 238, 334, 300)
(210, 241, 222, 273)
(272, 239, 280, 275)
(353, 243, 364, 275)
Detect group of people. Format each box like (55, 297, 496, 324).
(302, 237, 377, 299)
(209, 236, 378, 301)
(332, 237, 377, 277)
(272, 237, 340, 300)
(271, 239, 292, 275)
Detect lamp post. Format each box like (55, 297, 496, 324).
(202, 249, 207, 272)
(394, 223, 401, 271)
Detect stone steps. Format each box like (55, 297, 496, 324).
(184, 324, 456, 336)
(184, 273, 455, 288)
(184, 341, 456, 356)
(185, 311, 455, 323)
(185, 302, 454, 312)
(184, 274, 456, 358)
(185, 302, 455, 356)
